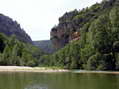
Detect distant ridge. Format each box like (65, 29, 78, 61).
(33, 40, 55, 53)
(0, 14, 32, 43)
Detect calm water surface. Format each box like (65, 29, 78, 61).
(0, 72, 119, 89)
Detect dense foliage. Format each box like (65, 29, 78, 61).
(41, 0, 119, 70)
(0, 33, 44, 66)
(50, 0, 114, 49)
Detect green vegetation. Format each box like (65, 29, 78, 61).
(40, 0, 119, 70)
(0, 0, 119, 71)
(0, 33, 44, 67)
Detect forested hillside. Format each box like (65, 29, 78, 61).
(41, 0, 119, 70)
(50, 0, 116, 49)
(0, 14, 44, 66)
(0, 33, 44, 66)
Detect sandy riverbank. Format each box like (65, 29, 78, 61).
(0, 66, 69, 73)
(0, 66, 119, 74)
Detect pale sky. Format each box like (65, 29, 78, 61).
(0, 0, 102, 41)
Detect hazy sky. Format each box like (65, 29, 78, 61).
(0, 0, 102, 41)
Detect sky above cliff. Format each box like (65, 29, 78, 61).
(0, 0, 102, 41)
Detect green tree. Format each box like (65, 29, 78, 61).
(89, 14, 112, 54)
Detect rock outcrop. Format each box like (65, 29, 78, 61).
(0, 14, 32, 44)
(50, 10, 79, 49)
(50, 0, 118, 49)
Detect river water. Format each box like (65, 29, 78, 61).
(0, 72, 119, 89)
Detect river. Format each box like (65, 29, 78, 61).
(0, 72, 119, 89)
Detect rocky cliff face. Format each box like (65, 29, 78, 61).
(50, 0, 117, 49)
(0, 14, 32, 44)
(50, 10, 79, 49)
(50, 8, 96, 49)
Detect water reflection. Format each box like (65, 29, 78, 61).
(25, 84, 48, 89)
(0, 72, 119, 89)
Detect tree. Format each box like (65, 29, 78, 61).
(110, 6, 119, 41)
(0, 33, 7, 53)
(89, 14, 112, 54)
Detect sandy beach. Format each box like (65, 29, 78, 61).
(0, 66, 69, 73)
(0, 66, 119, 74)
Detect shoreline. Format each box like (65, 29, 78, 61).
(0, 66, 119, 74)
(0, 66, 69, 73)
(72, 70, 119, 74)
